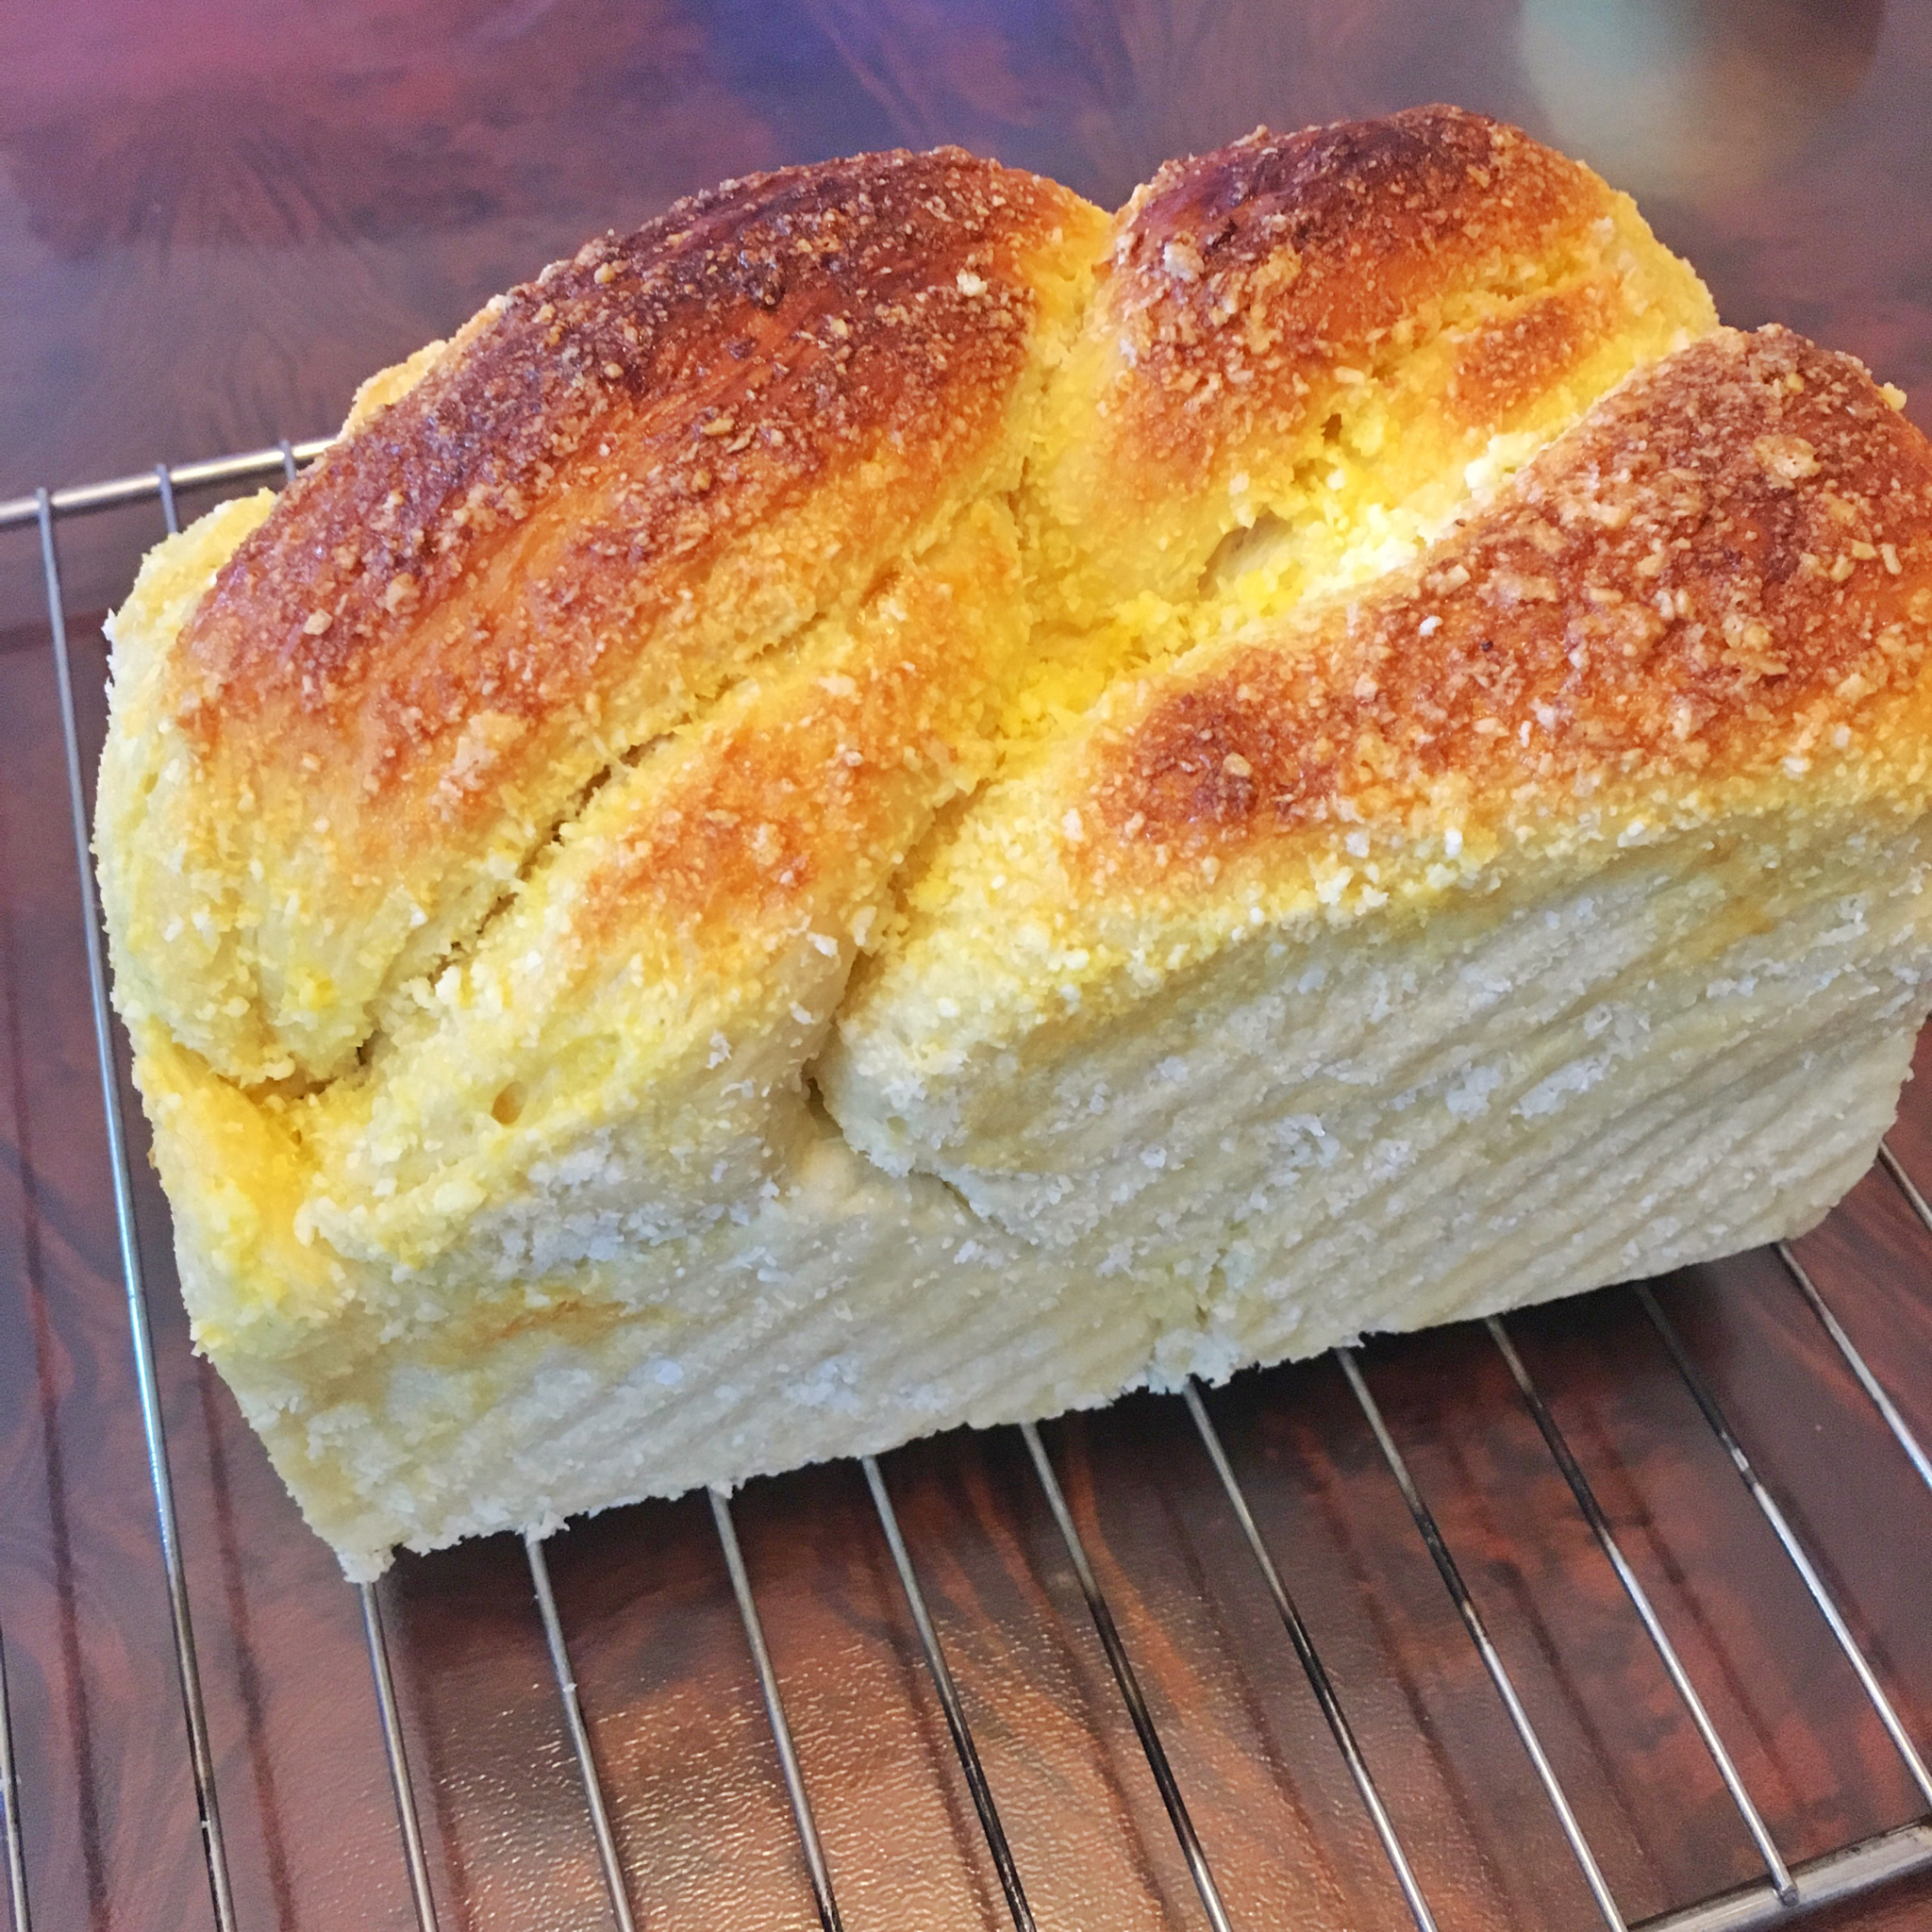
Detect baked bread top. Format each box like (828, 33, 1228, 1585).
(1025, 106, 1712, 638)
(97, 106, 1932, 1324)
(99, 147, 1108, 1086)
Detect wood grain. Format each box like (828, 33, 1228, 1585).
(2, 4, 1930, 1927)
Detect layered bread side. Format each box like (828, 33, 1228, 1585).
(98, 109, 1932, 1575)
(825, 325, 1932, 1378)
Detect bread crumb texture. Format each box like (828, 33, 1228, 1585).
(98, 108, 1932, 1574)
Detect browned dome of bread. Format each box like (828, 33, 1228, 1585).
(1086, 325, 1932, 879)
(1020, 104, 1713, 638)
(824, 323, 1932, 1211)
(102, 147, 1108, 1085)
(1103, 104, 1614, 465)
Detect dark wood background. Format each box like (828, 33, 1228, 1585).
(3, 0, 1927, 499)
(2, 3, 1929, 1928)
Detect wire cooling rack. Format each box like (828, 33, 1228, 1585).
(1, 446, 1929, 1932)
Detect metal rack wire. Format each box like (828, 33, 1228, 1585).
(3, 443, 1930, 1932)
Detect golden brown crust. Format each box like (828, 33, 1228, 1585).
(1447, 277, 1616, 425)
(1097, 104, 1614, 479)
(1016, 105, 1709, 643)
(561, 502, 1025, 970)
(294, 505, 1032, 1256)
(177, 145, 1079, 771)
(112, 146, 1107, 1084)
(1088, 328, 1932, 869)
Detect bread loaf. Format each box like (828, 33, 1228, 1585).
(97, 108, 1932, 1576)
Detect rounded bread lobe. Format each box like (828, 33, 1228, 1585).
(1088, 326, 1932, 878)
(1023, 104, 1712, 631)
(106, 148, 1108, 1085)
(1105, 104, 1595, 458)
(178, 148, 1071, 740)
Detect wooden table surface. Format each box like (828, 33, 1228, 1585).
(1, 4, 1929, 1929)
